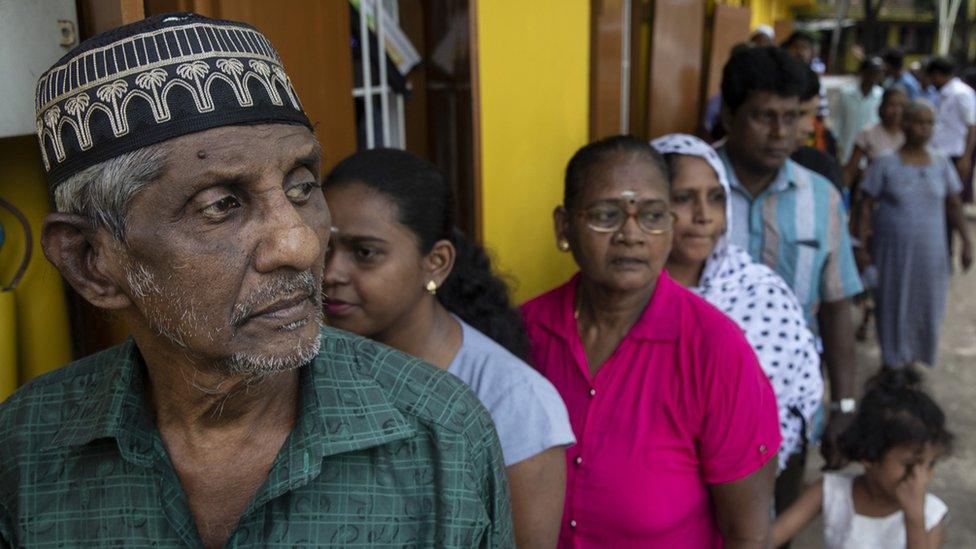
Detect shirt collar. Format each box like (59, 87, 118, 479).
(716, 144, 802, 197)
(46, 338, 158, 464)
(941, 77, 963, 96)
(47, 330, 415, 462)
(535, 271, 681, 344)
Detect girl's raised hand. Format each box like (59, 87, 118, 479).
(894, 464, 931, 521)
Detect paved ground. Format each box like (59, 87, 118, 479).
(793, 219, 976, 548)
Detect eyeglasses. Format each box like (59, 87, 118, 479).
(570, 202, 674, 234)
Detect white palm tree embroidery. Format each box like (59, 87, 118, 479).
(135, 68, 169, 121)
(177, 61, 212, 109)
(42, 106, 66, 160)
(216, 58, 252, 106)
(270, 64, 301, 109)
(64, 92, 92, 147)
(37, 119, 51, 170)
(43, 105, 61, 130)
(96, 80, 128, 135)
(248, 59, 282, 105)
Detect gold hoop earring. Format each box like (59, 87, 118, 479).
(557, 239, 570, 252)
(425, 280, 438, 295)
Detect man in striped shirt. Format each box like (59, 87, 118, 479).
(716, 46, 863, 532)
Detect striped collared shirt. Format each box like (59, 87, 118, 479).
(717, 145, 863, 331)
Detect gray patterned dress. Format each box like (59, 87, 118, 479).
(862, 152, 962, 367)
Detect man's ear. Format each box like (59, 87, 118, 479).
(423, 239, 456, 289)
(41, 213, 132, 310)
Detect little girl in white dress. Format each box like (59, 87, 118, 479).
(772, 367, 951, 548)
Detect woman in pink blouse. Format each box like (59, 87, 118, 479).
(521, 135, 781, 548)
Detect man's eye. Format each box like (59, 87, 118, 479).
(671, 193, 692, 204)
(710, 191, 727, 203)
(201, 195, 241, 218)
(285, 182, 318, 203)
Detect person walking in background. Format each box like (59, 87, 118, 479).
(880, 48, 923, 101)
(321, 149, 576, 548)
(834, 57, 886, 164)
(844, 87, 908, 189)
(927, 57, 976, 204)
(856, 100, 973, 369)
(782, 30, 824, 73)
(523, 136, 780, 547)
(717, 47, 862, 477)
(772, 368, 952, 548)
(750, 24, 775, 47)
(844, 86, 907, 342)
(652, 133, 822, 504)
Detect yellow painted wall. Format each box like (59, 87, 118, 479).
(746, 0, 792, 29)
(0, 136, 74, 398)
(475, 0, 589, 303)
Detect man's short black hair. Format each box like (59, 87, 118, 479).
(781, 30, 818, 49)
(801, 67, 820, 102)
(926, 56, 957, 76)
(880, 47, 905, 70)
(721, 46, 810, 114)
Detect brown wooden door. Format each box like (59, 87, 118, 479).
(704, 4, 751, 101)
(590, 0, 629, 140)
(646, 0, 706, 138)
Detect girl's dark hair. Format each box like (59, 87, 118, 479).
(838, 367, 953, 462)
(564, 135, 668, 209)
(324, 148, 530, 360)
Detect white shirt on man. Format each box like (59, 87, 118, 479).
(833, 83, 883, 163)
(930, 77, 976, 158)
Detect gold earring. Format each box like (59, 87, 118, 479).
(557, 239, 570, 252)
(425, 280, 438, 295)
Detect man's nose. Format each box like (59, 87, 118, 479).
(254, 194, 323, 274)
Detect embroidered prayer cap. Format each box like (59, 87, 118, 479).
(35, 12, 312, 187)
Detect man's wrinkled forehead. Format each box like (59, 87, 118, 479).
(180, 125, 321, 170)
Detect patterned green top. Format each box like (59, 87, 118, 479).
(0, 328, 513, 548)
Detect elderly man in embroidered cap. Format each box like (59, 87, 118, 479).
(0, 13, 512, 548)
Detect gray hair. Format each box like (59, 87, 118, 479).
(53, 143, 169, 241)
(903, 98, 936, 121)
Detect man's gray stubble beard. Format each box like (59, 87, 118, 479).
(123, 261, 324, 378)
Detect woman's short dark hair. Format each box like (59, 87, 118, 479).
(838, 367, 953, 463)
(324, 148, 530, 359)
(564, 135, 668, 209)
(720, 46, 810, 114)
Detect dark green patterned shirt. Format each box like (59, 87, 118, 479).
(0, 328, 513, 548)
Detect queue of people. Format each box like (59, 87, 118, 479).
(0, 11, 968, 549)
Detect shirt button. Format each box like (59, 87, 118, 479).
(588, 388, 596, 397)
(574, 456, 583, 466)
(759, 444, 768, 454)
(570, 519, 578, 529)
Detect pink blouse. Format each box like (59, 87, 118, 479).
(521, 272, 781, 548)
